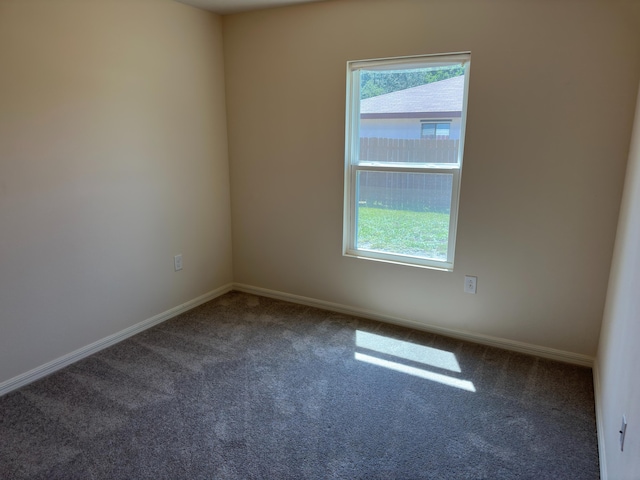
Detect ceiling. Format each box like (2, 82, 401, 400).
(175, 0, 327, 15)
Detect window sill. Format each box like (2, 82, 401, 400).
(343, 250, 453, 272)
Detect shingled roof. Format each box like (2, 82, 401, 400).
(360, 75, 464, 117)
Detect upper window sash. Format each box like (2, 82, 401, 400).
(347, 53, 470, 171)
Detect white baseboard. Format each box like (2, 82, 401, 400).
(1, 281, 594, 398)
(592, 361, 608, 480)
(233, 283, 595, 367)
(0, 283, 233, 397)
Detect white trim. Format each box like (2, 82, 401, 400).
(344, 247, 454, 272)
(592, 360, 608, 480)
(342, 63, 360, 260)
(1, 281, 594, 398)
(0, 283, 233, 397)
(233, 283, 595, 367)
(349, 52, 471, 72)
(353, 164, 459, 173)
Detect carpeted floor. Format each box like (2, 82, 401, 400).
(0, 291, 599, 479)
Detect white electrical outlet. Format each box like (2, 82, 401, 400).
(464, 275, 477, 294)
(620, 415, 627, 451)
(174, 254, 183, 271)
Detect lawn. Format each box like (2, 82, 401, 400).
(357, 207, 450, 260)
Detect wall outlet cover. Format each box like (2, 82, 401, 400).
(464, 275, 477, 294)
(174, 254, 183, 271)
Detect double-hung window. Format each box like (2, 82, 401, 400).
(343, 53, 470, 270)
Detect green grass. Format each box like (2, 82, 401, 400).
(357, 207, 450, 260)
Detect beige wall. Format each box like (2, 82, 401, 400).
(596, 85, 640, 479)
(223, 0, 640, 357)
(0, 0, 232, 384)
(2, 0, 639, 391)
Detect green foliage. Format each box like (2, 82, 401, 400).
(360, 67, 464, 99)
(360, 82, 385, 99)
(357, 207, 450, 260)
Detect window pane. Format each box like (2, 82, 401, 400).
(435, 123, 450, 137)
(359, 136, 460, 164)
(421, 123, 436, 138)
(421, 122, 451, 140)
(356, 171, 453, 261)
(359, 64, 464, 164)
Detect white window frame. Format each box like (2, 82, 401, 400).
(343, 52, 471, 271)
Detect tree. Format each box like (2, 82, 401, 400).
(360, 67, 464, 99)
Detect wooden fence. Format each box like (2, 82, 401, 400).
(357, 137, 458, 212)
(358, 172, 453, 213)
(360, 137, 459, 164)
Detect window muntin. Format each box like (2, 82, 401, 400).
(343, 53, 470, 270)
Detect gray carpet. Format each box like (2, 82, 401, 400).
(0, 291, 599, 479)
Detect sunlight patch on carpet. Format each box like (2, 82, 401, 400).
(356, 331, 461, 372)
(355, 352, 476, 392)
(355, 331, 475, 392)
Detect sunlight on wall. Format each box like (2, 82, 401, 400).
(355, 331, 476, 392)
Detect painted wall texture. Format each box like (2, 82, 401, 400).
(597, 83, 640, 479)
(0, 0, 233, 384)
(223, 0, 640, 357)
(2, 1, 640, 475)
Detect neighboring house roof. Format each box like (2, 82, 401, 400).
(360, 75, 464, 119)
